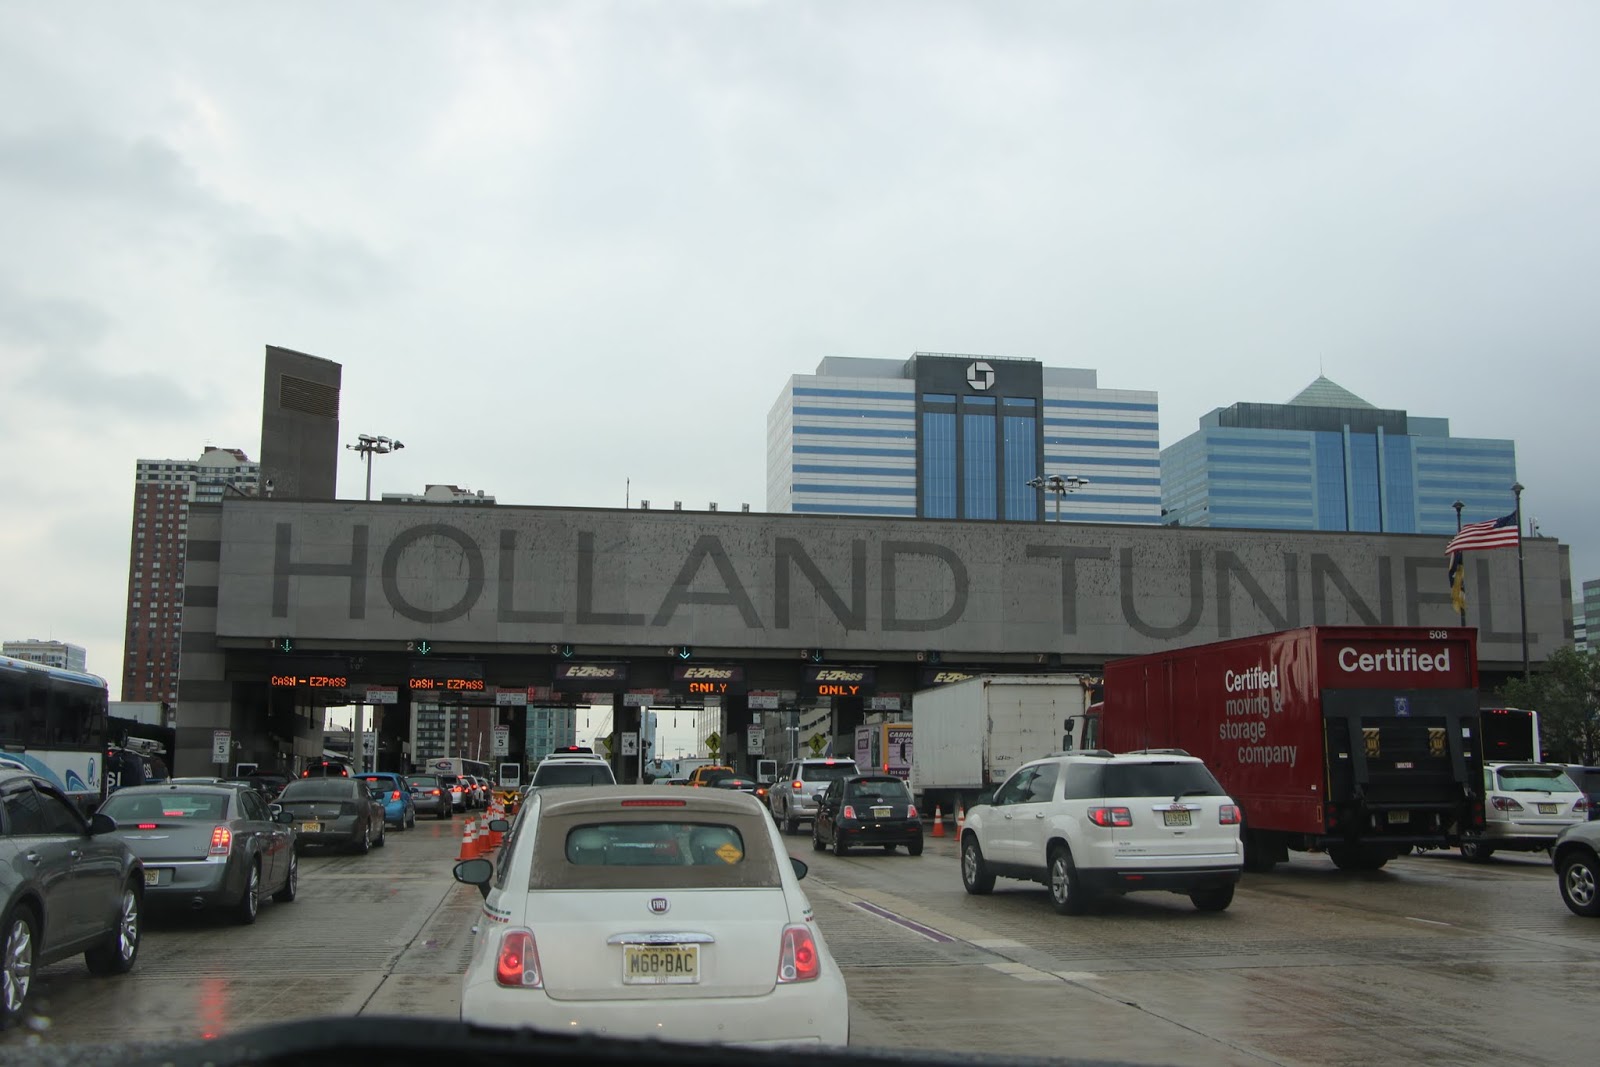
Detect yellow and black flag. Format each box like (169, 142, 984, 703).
(1448, 551, 1466, 616)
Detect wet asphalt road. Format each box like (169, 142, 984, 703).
(2, 814, 1594, 1066)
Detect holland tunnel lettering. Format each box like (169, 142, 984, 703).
(227, 505, 1559, 658)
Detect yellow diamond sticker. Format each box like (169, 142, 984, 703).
(714, 842, 743, 864)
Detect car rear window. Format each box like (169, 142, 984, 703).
(1495, 767, 1578, 792)
(533, 763, 616, 787)
(799, 763, 858, 783)
(848, 779, 910, 800)
(102, 791, 231, 821)
(410, 775, 440, 787)
(279, 781, 356, 802)
(1101, 762, 1225, 798)
(532, 810, 780, 889)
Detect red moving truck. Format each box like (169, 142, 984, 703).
(1092, 626, 1486, 872)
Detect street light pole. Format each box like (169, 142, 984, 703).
(1512, 482, 1529, 681)
(1452, 500, 1466, 627)
(344, 433, 406, 773)
(1027, 474, 1091, 523)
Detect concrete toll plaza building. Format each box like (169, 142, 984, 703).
(171, 498, 1573, 778)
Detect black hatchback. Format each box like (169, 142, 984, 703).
(811, 775, 922, 856)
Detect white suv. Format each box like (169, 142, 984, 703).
(960, 751, 1244, 914)
(769, 758, 860, 834)
(1460, 763, 1589, 862)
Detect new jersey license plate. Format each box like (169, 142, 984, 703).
(143, 868, 161, 887)
(300, 822, 321, 833)
(1538, 804, 1557, 815)
(1162, 809, 1192, 827)
(872, 806, 892, 818)
(622, 944, 699, 984)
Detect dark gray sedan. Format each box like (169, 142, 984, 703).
(275, 778, 386, 853)
(98, 783, 297, 924)
(407, 774, 453, 819)
(0, 770, 143, 1029)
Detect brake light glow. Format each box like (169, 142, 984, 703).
(1219, 804, 1241, 825)
(495, 930, 542, 988)
(777, 925, 820, 983)
(1490, 796, 1524, 812)
(209, 826, 232, 855)
(136, 823, 158, 830)
(1088, 807, 1133, 828)
(621, 799, 687, 807)
(907, 804, 918, 818)
(792, 780, 804, 791)
(842, 805, 857, 820)
(391, 791, 401, 801)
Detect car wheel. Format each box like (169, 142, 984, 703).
(1558, 849, 1600, 917)
(438, 805, 450, 820)
(274, 850, 299, 903)
(355, 823, 371, 855)
(235, 861, 261, 925)
(782, 804, 797, 836)
(811, 823, 826, 853)
(375, 822, 387, 848)
(1460, 841, 1494, 863)
(86, 884, 141, 975)
(1049, 845, 1089, 916)
(832, 830, 849, 857)
(908, 838, 924, 857)
(961, 835, 995, 895)
(1190, 884, 1235, 912)
(0, 906, 38, 1029)
(882, 844, 897, 854)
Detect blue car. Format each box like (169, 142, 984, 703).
(355, 772, 417, 829)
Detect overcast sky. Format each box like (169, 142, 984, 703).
(3, 2, 1598, 689)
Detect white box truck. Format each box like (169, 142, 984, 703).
(911, 675, 1094, 814)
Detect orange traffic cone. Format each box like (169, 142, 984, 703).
(956, 802, 966, 835)
(488, 803, 504, 849)
(456, 817, 476, 861)
(931, 803, 945, 837)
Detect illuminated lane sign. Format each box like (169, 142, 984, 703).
(270, 674, 348, 689)
(406, 659, 484, 693)
(671, 664, 746, 697)
(803, 665, 876, 699)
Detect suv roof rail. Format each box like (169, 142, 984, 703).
(1046, 749, 1114, 759)
(1122, 748, 1192, 757)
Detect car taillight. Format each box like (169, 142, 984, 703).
(777, 925, 820, 983)
(209, 826, 232, 855)
(495, 930, 542, 988)
(907, 804, 918, 818)
(1575, 797, 1590, 813)
(1219, 804, 1241, 825)
(1490, 796, 1524, 812)
(1088, 807, 1133, 828)
(793, 780, 804, 791)
(136, 823, 158, 830)
(391, 791, 401, 801)
(431, 789, 441, 796)
(842, 805, 857, 820)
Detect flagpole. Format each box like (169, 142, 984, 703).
(1512, 482, 1528, 681)
(1451, 500, 1466, 627)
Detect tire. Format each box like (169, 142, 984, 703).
(86, 884, 141, 974)
(832, 830, 848, 857)
(355, 823, 371, 855)
(1558, 849, 1600, 917)
(375, 822, 386, 848)
(811, 823, 826, 853)
(0, 906, 38, 1029)
(882, 844, 897, 854)
(1242, 831, 1278, 874)
(782, 804, 797, 836)
(235, 861, 261, 925)
(1460, 840, 1494, 863)
(908, 838, 924, 857)
(1048, 845, 1089, 916)
(1190, 884, 1235, 912)
(273, 850, 299, 903)
(437, 805, 450, 821)
(961, 835, 995, 895)
(1328, 844, 1389, 871)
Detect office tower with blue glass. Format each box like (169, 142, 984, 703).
(767, 354, 1161, 523)
(1160, 376, 1518, 533)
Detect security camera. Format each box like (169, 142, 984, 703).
(264, 478, 276, 498)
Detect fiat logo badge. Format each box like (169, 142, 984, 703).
(649, 897, 670, 914)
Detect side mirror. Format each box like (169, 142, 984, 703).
(976, 791, 995, 807)
(488, 818, 510, 833)
(454, 858, 495, 899)
(89, 812, 117, 836)
(269, 803, 282, 815)
(275, 811, 295, 825)
(790, 857, 809, 881)
(812, 792, 827, 805)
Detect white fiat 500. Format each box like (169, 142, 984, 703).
(454, 786, 848, 1046)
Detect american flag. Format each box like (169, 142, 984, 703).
(1444, 512, 1519, 554)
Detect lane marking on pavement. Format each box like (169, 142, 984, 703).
(986, 962, 1061, 982)
(1052, 971, 1103, 981)
(851, 901, 957, 943)
(971, 938, 1024, 949)
(1406, 916, 1453, 926)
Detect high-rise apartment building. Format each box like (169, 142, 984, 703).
(767, 354, 1161, 524)
(1161, 377, 1518, 533)
(410, 703, 500, 767)
(1578, 579, 1600, 653)
(122, 447, 259, 702)
(525, 706, 578, 764)
(1, 640, 87, 673)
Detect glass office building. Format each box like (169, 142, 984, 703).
(1161, 376, 1518, 534)
(766, 354, 1161, 523)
